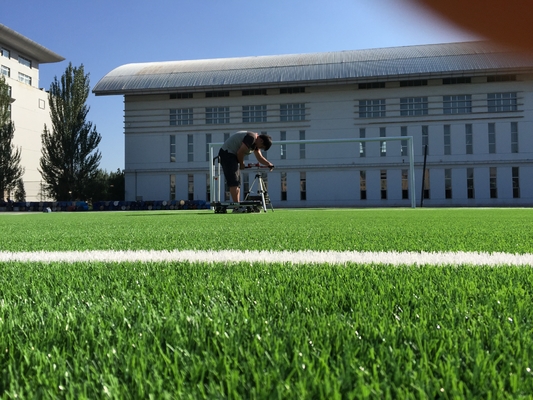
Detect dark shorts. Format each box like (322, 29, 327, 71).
(218, 149, 240, 187)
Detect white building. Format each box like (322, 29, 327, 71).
(0, 24, 64, 201)
(94, 42, 533, 207)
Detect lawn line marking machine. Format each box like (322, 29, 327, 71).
(210, 158, 273, 213)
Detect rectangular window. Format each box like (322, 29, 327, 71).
(401, 126, 408, 156)
(380, 170, 387, 200)
(205, 91, 229, 98)
(467, 168, 475, 199)
(170, 175, 176, 200)
(359, 99, 385, 118)
(487, 75, 516, 82)
(490, 167, 497, 198)
(18, 72, 31, 85)
(242, 89, 266, 96)
(445, 169, 452, 199)
(18, 56, 31, 68)
(443, 95, 472, 114)
(465, 124, 473, 154)
(300, 172, 306, 200)
(400, 97, 428, 116)
(187, 134, 194, 162)
(170, 108, 193, 126)
(399, 79, 427, 87)
(280, 131, 286, 160)
(512, 167, 520, 198)
(444, 125, 451, 155)
(402, 169, 409, 200)
(1, 48, 10, 58)
(206, 107, 230, 124)
(299, 130, 306, 159)
(511, 122, 519, 153)
(242, 105, 267, 123)
(422, 125, 429, 154)
(359, 170, 366, 200)
(359, 128, 366, 157)
(380, 127, 386, 157)
(170, 135, 176, 162)
(1, 65, 9, 77)
(281, 172, 287, 201)
(188, 174, 194, 201)
(280, 87, 305, 94)
(488, 92, 517, 112)
(358, 82, 385, 89)
(443, 77, 471, 85)
(170, 93, 193, 99)
(488, 123, 496, 154)
(205, 133, 212, 162)
(280, 103, 305, 121)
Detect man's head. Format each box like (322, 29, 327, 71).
(257, 134, 272, 151)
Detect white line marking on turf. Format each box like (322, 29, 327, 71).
(0, 250, 532, 266)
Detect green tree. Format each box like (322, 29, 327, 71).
(39, 63, 102, 200)
(0, 76, 24, 200)
(86, 168, 125, 201)
(14, 178, 26, 202)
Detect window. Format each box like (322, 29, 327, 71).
(170, 175, 176, 200)
(205, 91, 229, 98)
(281, 172, 287, 201)
(511, 122, 519, 153)
(280, 87, 305, 94)
(360, 171, 367, 200)
(490, 167, 497, 198)
(170, 93, 192, 99)
(467, 168, 475, 199)
(512, 167, 520, 198)
(380, 170, 387, 200)
(280, 131, 286, 160)
(242, 105, 266, 123)
(465, 124, 473, 154)
(300, 172, 306, 200)
(359, 99, 385, 118)
(1, 48, 10, 58)
(488, 92, 517, 112)
(380, 127, 386, 157)
(443, 77, 471, 84)
(170, 108, 193, 126)
(242, 89, 266, 96)
(187, 134, 194, 162)
(445, 169, 452, 199)
(487, 75, 516, 82)
(242, 174, 249, 197)
(401, 126, 408, 156)
(402, 169, 409, 200)
(18, 72, 32, 85)
(443, 95, 471, 114)
(422, 125, 429, 154)
(400, 97, 428, 116)
(299, 130, 305, 159)
(399, 79, 427, 87)
(359, 171, 366, 200)
(18, 56, 32, 68)
(358, 82, 385, 89)
(280, 103, 305, 121)
(444, 125, 451, 155)
(488, 123, 496, 154)
(170, 136, 176, 162)
(188, 174, 194, 201)
(1, 65, 9, 77)
(205, 133, 212, 162)
(206, 107, 230, 124)
(359, 128, 366, 157)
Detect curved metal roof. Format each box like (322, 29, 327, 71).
(0, 24, 64, 63)
(93, 41, 533, 96)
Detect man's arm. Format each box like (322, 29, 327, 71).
(254, 149, 274, 169)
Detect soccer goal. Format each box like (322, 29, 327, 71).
(209, 136, 416, 208)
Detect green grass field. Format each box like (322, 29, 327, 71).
(1, 208, 533, 399)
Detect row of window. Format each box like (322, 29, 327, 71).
(170, 166, 521, 202)
(1, 64, 32, 85)
(360, 92, 518, 117)
(1, 47, 32, 68)
(170, 103, 306, 125)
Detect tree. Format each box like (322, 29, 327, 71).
(14, 178, 26, 202)
(39, 63, 102, 200)
(86, 168, 125, 202)
(0, 76, 24, 200)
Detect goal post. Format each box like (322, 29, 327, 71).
(209, 136, 416, 208)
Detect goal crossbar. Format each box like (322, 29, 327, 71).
(209, 136, 416, 208)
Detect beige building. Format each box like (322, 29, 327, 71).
(0, 23, 64, 201)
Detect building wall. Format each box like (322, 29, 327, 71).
(123, 73, 533, 207)
(1, 42, 52, 201)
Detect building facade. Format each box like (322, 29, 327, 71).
(94, 42, 533, 207)
(0, 24, 64, 201)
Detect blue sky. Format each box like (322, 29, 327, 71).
(2, 0, 478, 171)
